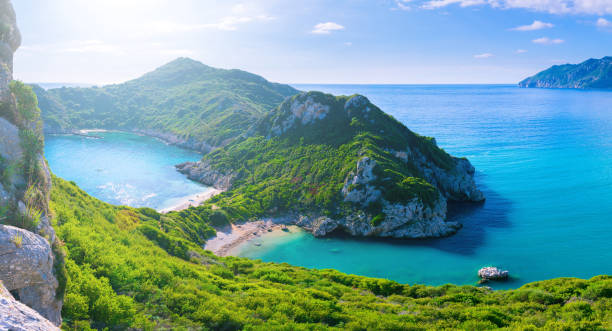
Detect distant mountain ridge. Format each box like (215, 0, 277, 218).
(519, 56, 612, 89)
(34, 58, 299, 152)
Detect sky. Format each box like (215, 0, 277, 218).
(11, 0, 612, 85)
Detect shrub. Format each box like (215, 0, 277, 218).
(209, 209, 229, 227)
(10, 234, 22, 248)
(19, 129, 44, 184)
(9, 81, 41, 127)
(371, 213, 385, 226)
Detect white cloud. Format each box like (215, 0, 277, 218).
(532, 37, 565, 44)
(311, 22, 345, 34)
(423, 0, 486, 9)
(474, 53, 494, 58)
(420, 0, 612, 15)
(510, 20, 554, 31)
(515, 49, 528, 53)
(344, 42, 353, 46)
(597, 17, 612, 27)
(203, 15, 274, 31)
(394, 0, 413, 10)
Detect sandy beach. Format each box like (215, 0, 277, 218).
(205, 220, 296, 256)
(159, 188, 222, 213)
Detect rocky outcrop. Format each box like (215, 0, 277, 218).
(295, 198, 459, 239)
(0, 117, 22, 162)
(0, 225, 61, 325)
(176, 161, 234, 191)
(0, 282, 59, 331)
(341, 157, 382, 205)
(478, 267, 509, 282)
(391, 147, 484, 202)
(0, 0, 20, 94)
(268, 94, 331, 136)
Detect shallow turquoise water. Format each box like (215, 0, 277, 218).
(235, 85, 612, 288)
(45, 131, 209, 210)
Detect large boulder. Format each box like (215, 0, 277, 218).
(478, 266, 509, 282)
(0, 225, 62, 325)
(0, 282, 59, 331)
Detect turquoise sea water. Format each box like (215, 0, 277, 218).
(234, 84, 612, 288)
(45, 131, 209, 210)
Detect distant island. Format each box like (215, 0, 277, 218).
(519, 56, 612, 89)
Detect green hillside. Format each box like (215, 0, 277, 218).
(34, 58, 299, 149)
(50, 176, 612, 330)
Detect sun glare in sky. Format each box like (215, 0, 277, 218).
(12, 0, 612, 84)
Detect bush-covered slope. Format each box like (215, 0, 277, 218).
(34, 58, 299, 150)
(178, 92, 483, 239)
(519, 56, 612, 89)
(50, 176, 612, 330)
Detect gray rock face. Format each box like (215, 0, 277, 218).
(407, 148, 484, 202)
(255, 197, 458, 240)
(176, 161, 234, 191)
(269, 94, 331, 136)
(0, 282, 59, 331)
(0, 0, 20, 102)
(295, 198, 458, 239)
(0, 225, 61, 325)
(341, 157, 382, 206)
(0, 117, 22, 162)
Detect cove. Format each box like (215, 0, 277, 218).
(234, 84, 612, 289)
(44, 131, 211, 211)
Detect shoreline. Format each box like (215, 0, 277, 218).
(45, 127, 215, 154)
(205, 220, 295, 257)
(78, 129, 109, 134)
(159, 188, 222, 213)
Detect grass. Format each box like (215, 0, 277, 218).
(10, 234, 22, 248)
(48, 175, 612, 330)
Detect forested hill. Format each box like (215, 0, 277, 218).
(34, 58, 299, 151)
(177, 92, 484, 240)
(519, 56, 612, 89)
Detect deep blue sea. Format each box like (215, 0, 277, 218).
(45, 131, 210, 210)
(234, 84, 612, 288)
(44, 85, 612, 288)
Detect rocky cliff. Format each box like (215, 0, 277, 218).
(519, 56, 612, 89)
(0, 0, 63, 326)
(180, 92, 483, 239)
(0, 225, 62, 325)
